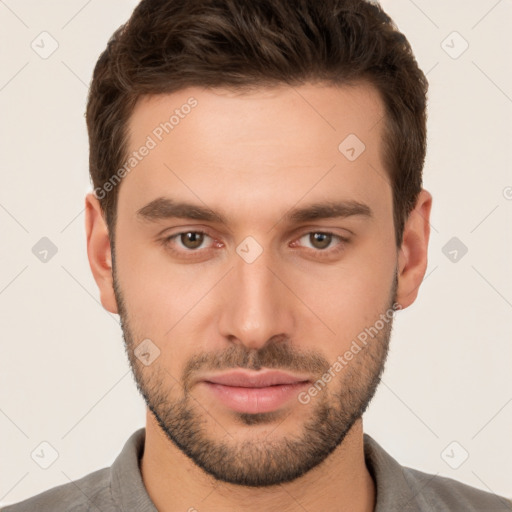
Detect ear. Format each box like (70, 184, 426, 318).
(395, 189, 433, 309)
(85, 193, 118, 314)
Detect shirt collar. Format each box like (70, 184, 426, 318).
(363, 433, 428, 511)
(110, 427, 424, 511)
(110, 427, 158, 512)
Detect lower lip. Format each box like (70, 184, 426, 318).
(201, 381, 310, 414)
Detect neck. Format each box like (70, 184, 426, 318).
(140, 410, 375, 512)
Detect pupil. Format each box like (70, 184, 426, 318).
(183, 232, 203, 248)
(312, 233, 331, 249)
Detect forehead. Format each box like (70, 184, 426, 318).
(128, 81, 385, 155)
(119, 82, 390, 228)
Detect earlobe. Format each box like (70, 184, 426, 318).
(395, 189, 433, 310)
(85, 193, 118, 314)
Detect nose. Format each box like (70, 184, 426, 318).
(217, 248, 296, 351)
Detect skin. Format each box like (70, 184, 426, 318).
(85, 82, 432, 512)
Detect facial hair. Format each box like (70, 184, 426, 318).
(113, 259, 398, 487)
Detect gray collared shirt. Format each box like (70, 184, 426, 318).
(2, 428, 510, 511)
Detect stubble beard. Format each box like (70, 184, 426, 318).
(113, 262, 397, 487)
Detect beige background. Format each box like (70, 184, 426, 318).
(1, 0, 511, 506)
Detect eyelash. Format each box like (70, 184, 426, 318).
(161, 230, 350, 260)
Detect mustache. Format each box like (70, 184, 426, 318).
(181, 336, 330, 389)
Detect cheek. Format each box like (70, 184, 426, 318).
(114, 236, 222, 375)
(113, 239, 174, 347)
(288, 240, 396, 349)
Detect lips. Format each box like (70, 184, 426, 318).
(199, 369, 312, 414)
(202, 369, 311, 388)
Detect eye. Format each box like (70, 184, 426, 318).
(164, 231, 214, 251)
(293, 231, 349, 255)
(179, 231, 207, 250)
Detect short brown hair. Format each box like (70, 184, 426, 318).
(86, 0, 428, 247)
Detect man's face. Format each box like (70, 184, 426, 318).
(112, 83, 399, 486)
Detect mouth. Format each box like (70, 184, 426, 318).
(199, 369, 311, 415)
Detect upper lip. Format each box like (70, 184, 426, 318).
(201, 369, 311, 388)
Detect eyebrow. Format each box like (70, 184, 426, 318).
(136, 196, 373, 226)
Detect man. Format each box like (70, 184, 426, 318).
(3, 0, 510, 511)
